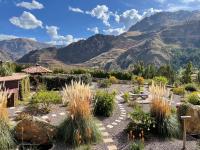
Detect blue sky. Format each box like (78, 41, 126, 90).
(0, 0, 200, 45)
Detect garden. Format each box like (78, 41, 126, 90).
(0, 61, 200, 150)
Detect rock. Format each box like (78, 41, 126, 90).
(185, 104, 200, 134)
(14, 117, 56, 145)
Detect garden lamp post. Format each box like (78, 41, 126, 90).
(181, 115, 191, 150)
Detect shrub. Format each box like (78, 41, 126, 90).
(150, 84, 180, 138)
(109, 76, 118, 84)
(136, 76, 144, 85)
(58, 82, 101, 146)
(109, 71, 132, 80)
(126, 105, 155, 138)
(94, 91, 115, 117)
(0, 62, 15, 77)
(153, 76, 168, 85)
(187, 92, 200, 105)
(71, 68, 89, 74)
(91, 70, 109, 78)
(185, 83, 198, 92)
(34, 74, 92, 90)
(98, 79, 111, 88)
(31, 91, 62, 113)
(122, 92, 130, 103)
(172, 87, 185, 95)
(130, 141, 144, 150)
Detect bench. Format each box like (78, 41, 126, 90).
(130, 93, 149, 100)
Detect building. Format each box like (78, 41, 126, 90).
(0, 73, 29, 107)
(22, 65, 52, 75)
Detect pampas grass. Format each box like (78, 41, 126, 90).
(58, 81, 101, 146)
(0, 83, 14, 149)
(150, 82, 180, 138)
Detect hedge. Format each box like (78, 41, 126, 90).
(19, 76, 30, 101)
(31, 74, 92, 90)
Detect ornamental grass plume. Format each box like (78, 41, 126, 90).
(0, 83, 15, 150)
(150, 82, 180, 138)
(58, 81, 101, 146)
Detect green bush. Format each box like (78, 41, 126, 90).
(71, 68, 89, 74)
(0, 119, 14, 150)
(122, 92, 130, 103)
(109, 76, 118, 84)
(130, 141, 144, 150)
(109, 71, 132, 80)
(98, 79, 112, 88)
(153, 76, 168, 85)
(94, 91, 115, 117)
(126, 105, 155, 138)
(31, 91, 62, 113)
(91, 70, 109, 78)
(185, 83, 198, 92)
(187, 92, 200, 105)
(33, 74, 92, 90)
(172, 87, 185, 95)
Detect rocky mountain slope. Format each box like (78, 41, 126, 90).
(17, 10, 200, 70)
(0, 38, 51, 60)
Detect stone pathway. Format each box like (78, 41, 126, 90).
(96, 93, 129, 150)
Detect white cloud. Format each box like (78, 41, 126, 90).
(142, 8, 162, 18)
(68, 6, 84, 13)
(86, 5, 111, 26)
(16, 0, 44, 10)
(46, 25, 82, 45)
(115, 8, 162, 30)
(87, 27, 99, 34)
(103, 27, 126, 35)
(0, 34, 36, 41)
(115, 9, 142, 30)
(9, 11, 43, 29)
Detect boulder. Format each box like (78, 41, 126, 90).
(185, 104, 200, 134)
(14, 117, 56, 145)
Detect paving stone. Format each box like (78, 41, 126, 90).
(101, 131, 109, 137)
(52, 114, 57, 117)
(9, 107, 15, 110)
(119, 117, 123, 120)
(120, 109, 126, 112)
(41, 116, 49, 119)
(115, 119, 121, 122)
(107, 125, 113, 128)
(99, 127, 106, 131)
(103, 138, 114, 143)
(107, 145, 117, 150)
(59, 112, 65, 116)
(112, 122, 118, 125)
(120, 114, 126, 117)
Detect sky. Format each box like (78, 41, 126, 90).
(0, 0, 200, 45)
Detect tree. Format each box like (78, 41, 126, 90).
(157, 65, 176, 84)
(182, 62, 193, 83)
(197, 70, 200, 84)
(133, 61, 145, 76)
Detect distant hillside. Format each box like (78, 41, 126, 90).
(17, 10, 200, 70)
(0, 38, 51, 60)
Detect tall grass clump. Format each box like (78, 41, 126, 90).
(150, 82, 180, 138)
(0, 84, 15, 149)
(58, 81, 101, 146)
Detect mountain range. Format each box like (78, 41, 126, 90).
(2, 10, 200, 70)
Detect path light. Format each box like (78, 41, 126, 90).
(181, 115, 191, 150)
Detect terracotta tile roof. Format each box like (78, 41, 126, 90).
(0, 73, 28, 82)
(22, 66, 52, 74)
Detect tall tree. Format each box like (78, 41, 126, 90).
(182, 62, 193, 83)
